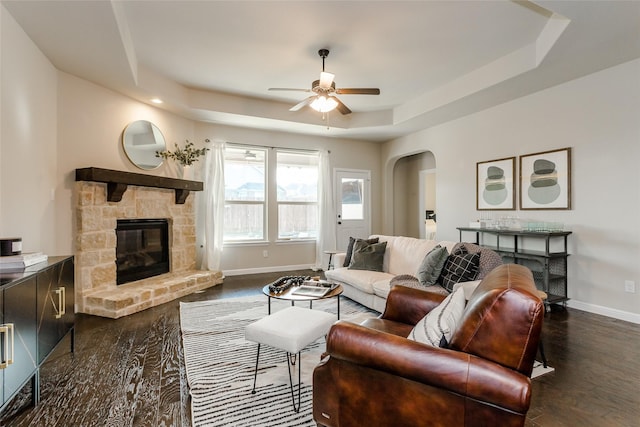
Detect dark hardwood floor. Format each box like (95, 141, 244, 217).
(1, 270, 639, 426)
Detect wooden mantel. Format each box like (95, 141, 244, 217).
(75, 167, 203, 204)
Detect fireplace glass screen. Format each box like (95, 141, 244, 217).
(116, 219, 169, 285)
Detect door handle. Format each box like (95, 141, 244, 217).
(0, 323, 14, 369)
(54, 286, 66, 319)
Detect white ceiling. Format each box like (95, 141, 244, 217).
(3, 1, 640, 142)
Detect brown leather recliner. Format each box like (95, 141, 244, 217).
(313, 264, 544, 427)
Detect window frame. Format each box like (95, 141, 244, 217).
(223, 145, 268, 243)
(275, 149, 320, 242)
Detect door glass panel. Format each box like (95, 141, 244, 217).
(341, 178, 363, 220)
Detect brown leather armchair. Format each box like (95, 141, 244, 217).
(313, 264, 544, 427)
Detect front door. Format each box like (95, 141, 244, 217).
(335, 169, 371, 252)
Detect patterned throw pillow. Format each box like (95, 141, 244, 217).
(348, 240, 387, 272)
(343, 237, 379, 267)
(438, 247, 480, 293)
(416, 245, 449, 286)
(408, 287, 466, 347)
(452, 242, 503, 279)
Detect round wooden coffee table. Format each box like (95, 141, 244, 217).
(262, 283, 343, 319)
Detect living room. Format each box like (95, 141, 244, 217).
(1, 1, 639, 425)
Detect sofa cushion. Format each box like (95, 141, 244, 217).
(408, 287, 466, 347)
(349, 240, 387, 272)
(416, 245, 449, 286)
(326, 267, 394, 295)
(372, 235, 438, 276)
(439, 247, 480, 292)
(343, 237, 379, 267)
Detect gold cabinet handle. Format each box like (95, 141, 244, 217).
(54, 286, 66, 319)
(0, 323, 14, 369)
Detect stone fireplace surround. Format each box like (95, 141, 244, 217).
(75, 169, 222, 319)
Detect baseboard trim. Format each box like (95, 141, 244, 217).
(223, 264, 320, 277)
(567, 300, 640, 324)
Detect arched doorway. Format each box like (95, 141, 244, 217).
(392, 151, 436, 238)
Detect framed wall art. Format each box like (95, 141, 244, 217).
(476, 157, 516, 210)
(519, 147, 571, 210)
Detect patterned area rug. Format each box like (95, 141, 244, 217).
(179, 295, 377, 427)
(180, 295, 553, 427)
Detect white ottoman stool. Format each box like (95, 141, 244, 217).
(245, 306, 336, 412)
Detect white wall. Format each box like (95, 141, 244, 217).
(382, 58, 640, 321)
(0, 6, 58, 254)
(56, 73, 196, 256)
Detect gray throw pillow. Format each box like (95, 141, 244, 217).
(343, 237, 379, 267)
(348, 240, 387, 272)
(416, 245, 449, 286)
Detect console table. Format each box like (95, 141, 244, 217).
(457, 227, 571, 305)
(0, 256, 74, 413)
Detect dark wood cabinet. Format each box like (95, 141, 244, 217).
(1, 275, 38, 411)
(1, 256, 74, 413)
(36, 257, 75, 364)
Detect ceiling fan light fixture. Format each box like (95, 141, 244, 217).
(310, 95, 338, 113)
(319, 71, 335, 89)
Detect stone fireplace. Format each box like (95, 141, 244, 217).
(75, 168, 222, 318)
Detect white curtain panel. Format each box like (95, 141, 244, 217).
(201, 140, 225, 271)
(316, 150, 336, 270)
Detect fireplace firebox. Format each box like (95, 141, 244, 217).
(116, 219, 170, 285)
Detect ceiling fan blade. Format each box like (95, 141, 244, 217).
(289, 96, 315, 112)
(335, 88, 380, 95)
(269, 88, 311, 92)
(319, 72, 335, 89)
(333, 97, 352, 115)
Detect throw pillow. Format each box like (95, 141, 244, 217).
(416, 245, 449, 287)
(348, 240, 387, 272)
(408, 287, 466, 347)
(343, 237, 379, 267)
(452, 242, 503, 280)
(438, 247, 480, 293)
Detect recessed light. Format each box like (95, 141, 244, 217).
(150, 98, 163, 104)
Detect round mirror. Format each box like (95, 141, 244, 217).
(122, 120, 166, 170)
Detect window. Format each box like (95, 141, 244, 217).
(276, 151, 319, 240)
(223, 147, 266, 241)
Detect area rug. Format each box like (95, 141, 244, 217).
(532, 360, 555, 378)
(180, 295, 553, 427)
(179, 295, 378, 427)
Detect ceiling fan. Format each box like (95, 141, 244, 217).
(268, 49, 380, 115)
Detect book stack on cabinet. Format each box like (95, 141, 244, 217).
(0, 252, 48, 272)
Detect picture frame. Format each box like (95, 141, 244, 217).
(519, 147, 571, 210)
(476, 157, 516, 210)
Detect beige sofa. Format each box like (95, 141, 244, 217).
(325, 235, 502, 312)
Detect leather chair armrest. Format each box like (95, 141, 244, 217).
(381, 285, 446, 325)
(325, 321, 531, 413)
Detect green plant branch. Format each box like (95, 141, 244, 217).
(156, 139, 210, 166)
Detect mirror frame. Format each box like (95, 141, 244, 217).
(122, 120, 166, 170)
